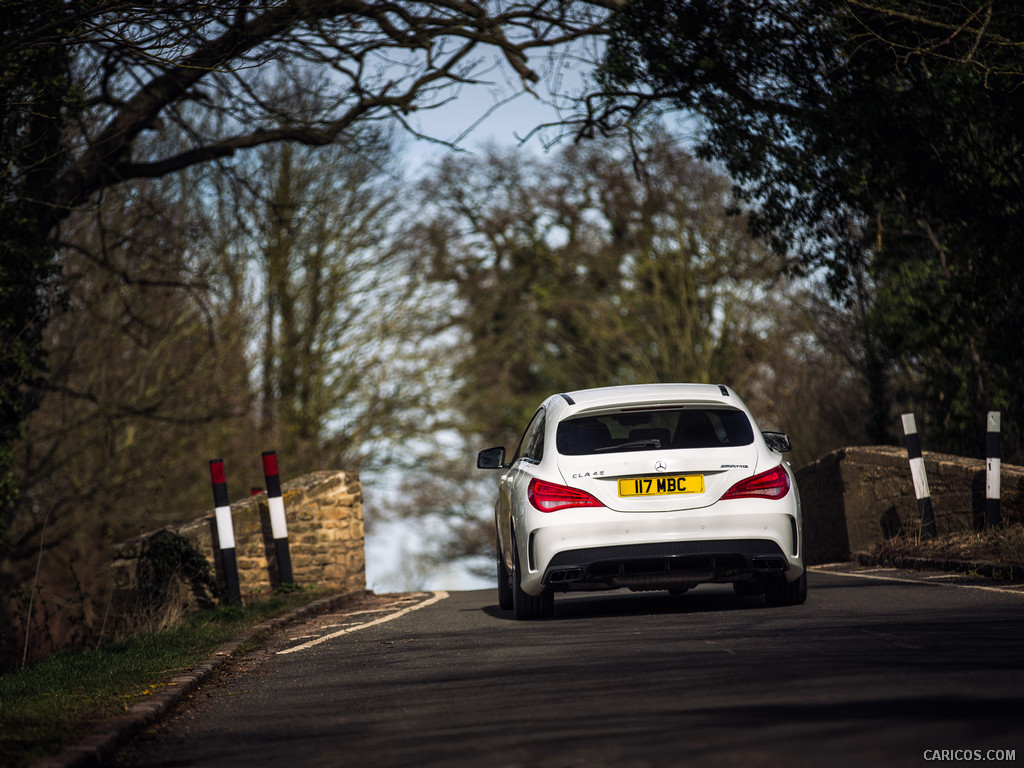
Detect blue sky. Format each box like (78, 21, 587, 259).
(398, 50, 596, 173)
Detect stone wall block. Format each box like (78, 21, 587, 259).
(111, 470, 365, 626)
(798, 446, 1023, 563)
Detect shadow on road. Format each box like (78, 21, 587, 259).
(482, 585, 776, 621)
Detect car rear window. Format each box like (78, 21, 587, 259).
(556, 408, 754, 455)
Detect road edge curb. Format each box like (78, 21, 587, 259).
(855, 552, 1024, 582)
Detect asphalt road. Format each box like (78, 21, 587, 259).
(116, 566, 1024, 768)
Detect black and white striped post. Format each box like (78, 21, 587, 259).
(901, 413, 937, 540)
(261, 451, 294, 585)
(209, 459, 242, 605)
(986, 411, 1001, 529)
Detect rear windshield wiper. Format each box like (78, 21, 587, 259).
(593, 439, 662, 453)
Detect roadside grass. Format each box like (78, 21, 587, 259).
(871, 522, 1024, 568)
(0, 586, 331, 768)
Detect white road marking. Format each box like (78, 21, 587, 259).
(810, 566, 1024, 596)
(277, 591, 449, 655)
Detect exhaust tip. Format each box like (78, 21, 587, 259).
(750, 557, 787, 572)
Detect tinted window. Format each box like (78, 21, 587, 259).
(556, 408, 754, 455)
(513, 408, 546, 463)
(523, 418, 545, 461)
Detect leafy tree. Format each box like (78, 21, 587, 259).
(0, 0, 612, 540)
(389, 133, 856, 579)
(3, 119, 466, 667)
(413, 134, 793, 446)
(6, 167, 258, 668)
(0, 1, 76, 527)
(415, 145, 615, 445)
(221, 134, 449, 473)
(589, 0, 1024, 459)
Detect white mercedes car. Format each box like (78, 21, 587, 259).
(477, 384, 806, 619)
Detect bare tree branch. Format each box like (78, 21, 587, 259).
(45, 1, 614, 215)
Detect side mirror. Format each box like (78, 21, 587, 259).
(477, 446, 507, 469)
(762, 431, 792, 453)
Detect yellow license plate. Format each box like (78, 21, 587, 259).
(618, 474, 704, 497)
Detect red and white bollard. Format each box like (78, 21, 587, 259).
(262, 451, 294, 585)
(209, 459, 242, 604)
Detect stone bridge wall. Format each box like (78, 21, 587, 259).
(112, 470, 364, 622)
(797, 446, 1024, 564)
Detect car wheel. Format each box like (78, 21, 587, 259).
(764, 570, 807, 606)
(497, 552, 513, 610)
(512, 532, 553, 620)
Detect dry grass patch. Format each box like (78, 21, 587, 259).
(871, 523, 1024, 566)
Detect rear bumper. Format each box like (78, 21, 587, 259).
(516, 505, 803, 596)
(542, 538, 792, 592)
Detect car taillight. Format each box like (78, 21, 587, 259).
(528, 479, 603, 512)
(721, 465, 791, 500)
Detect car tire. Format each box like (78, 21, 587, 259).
(512, 533, 553, 620)
(764, 570, 807, 606)
(497, 553, 513, 610)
